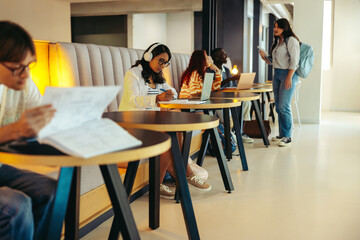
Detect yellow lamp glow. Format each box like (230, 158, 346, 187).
(31, 40, 51, 95)
(231, 65, 238, 75)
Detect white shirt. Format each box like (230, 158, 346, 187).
(271, 36, 300, 70)
(118, 65, 178, 111)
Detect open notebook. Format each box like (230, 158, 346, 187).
(37, 86, 142, 158)
(236, 72, 256, 90)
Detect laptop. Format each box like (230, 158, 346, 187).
(200, 72, 214, 101)
(236, 72, 256, 90)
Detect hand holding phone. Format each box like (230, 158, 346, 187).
(257, 46, 268, 56)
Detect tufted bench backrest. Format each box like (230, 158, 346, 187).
(49, 42, 190, 112)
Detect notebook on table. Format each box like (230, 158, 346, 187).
(236, 72, 256, 90)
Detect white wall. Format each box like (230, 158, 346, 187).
(132, 13, 167, 50)
(166, 12, 193, 54)
(328, 0, 360, 112)
(0, 0, 71, 42)
(293, 0, 324, 123)
(131, 12, 193, 54)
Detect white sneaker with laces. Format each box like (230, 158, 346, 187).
(159, 184, 175, 199)
(242, 133, 254, 143)
(278, 137, 292, 147)
(186, 173, 211, 191)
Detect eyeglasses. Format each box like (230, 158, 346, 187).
(0, 61, 37, 76)
(158, 59, 170, 67)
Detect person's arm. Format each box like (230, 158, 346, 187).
(124, 70, 158, 108)
(285, 69, 296, 90)
(285, 37, 300, 90)
(0, 105, 55, 144)
(211, 72, 222, 91)
(259, 50, 272, 65)
(221, 74, 240, 87)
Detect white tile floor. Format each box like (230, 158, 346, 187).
(81, 111, 360, 240)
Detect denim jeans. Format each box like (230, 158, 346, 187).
(0, 165, 57, 240)
(273, 68, 298, 138)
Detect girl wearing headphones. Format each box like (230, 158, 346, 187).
(119, 43, 211, 199)
(119, 43, 177, 111)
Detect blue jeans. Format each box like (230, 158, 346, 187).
(0, 165, 57, 240)
(273, 69, 298, 138)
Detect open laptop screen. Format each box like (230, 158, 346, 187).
(236, 72, 256, 90)
(201, 72, 214, 101)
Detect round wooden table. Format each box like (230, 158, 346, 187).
(0, 128, 170, 240)
(210, 91, 270, 147)
(210, 92, 260, 101)
(220, 85, 272, 93)
(103, 111, 219, 240)
(158, 98, 241, 110)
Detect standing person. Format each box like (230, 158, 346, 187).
(211, 48, 254, 143)
(0, 21, 57, 239)
(259, 18, 300, 147)
(179, 50, 221, 98)
(119, 43, 211, 199)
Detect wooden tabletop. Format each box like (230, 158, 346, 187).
(103, 111, 219, 132)
(158, 98, 241, 110)
(0, 129, 171, 167)
(210, 92, 260, 101)
(220, 85, 272, 93)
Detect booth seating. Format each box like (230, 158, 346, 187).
(29, 41, 195, 231)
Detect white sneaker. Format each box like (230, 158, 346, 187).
(278, 137, 292, 147)
(186, 173, 211, 191)
(159, 184, 175, 199)
(242, 133, 254, 143)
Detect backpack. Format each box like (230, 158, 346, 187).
(285, 38, 314, 78)
(207, 122, 237, 157)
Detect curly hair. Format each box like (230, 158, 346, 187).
(181, 50, 207, 85)
(132, 43, 171, 84)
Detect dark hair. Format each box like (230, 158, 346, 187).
(0, 21, 36, 62)
(210, 48, 223, 60)
(181, 50, 207, 85)
(132, 43, 171, 84)
(270, 18, 300, 56)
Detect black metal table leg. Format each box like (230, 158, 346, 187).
(252, 100, 270, 147)
(100, 164, 140, 240)
(196, 130, 210, 167)
(182, 131, 193, 170)
(65, 167, 80, 240)
(46, 167, 74, 240)
(261, 92, 267, 120)
(223, 108, 232, 160)
(208, 127, 234, 192)
(149, 156, 160, 230)
(168, 132, 200, 240)
(124, 161, 140, 196)
(231, 107, 249, 171)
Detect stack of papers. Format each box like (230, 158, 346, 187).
(38, 86, 142, 158)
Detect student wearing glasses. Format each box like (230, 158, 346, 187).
(0, 21, 56, 239)
(119, 43, 177, 111)
(119, 43, 211, 199)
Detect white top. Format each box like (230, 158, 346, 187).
(0, 77, 42, 108)
(271, 36, 300, 70)
(119, 65, 178, 111)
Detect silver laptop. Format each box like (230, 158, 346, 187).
(200, 72, 214, 101)
(236, 72, 256, 90)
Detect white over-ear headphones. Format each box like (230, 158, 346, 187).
(143, 43, 161, 62)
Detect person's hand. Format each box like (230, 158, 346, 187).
(156, 90, 174, 102)
(209, 64, 221, 74)
(285, 77, 292, 90)
(14, 105, 56, 139)
(259, 50, 266, 59)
